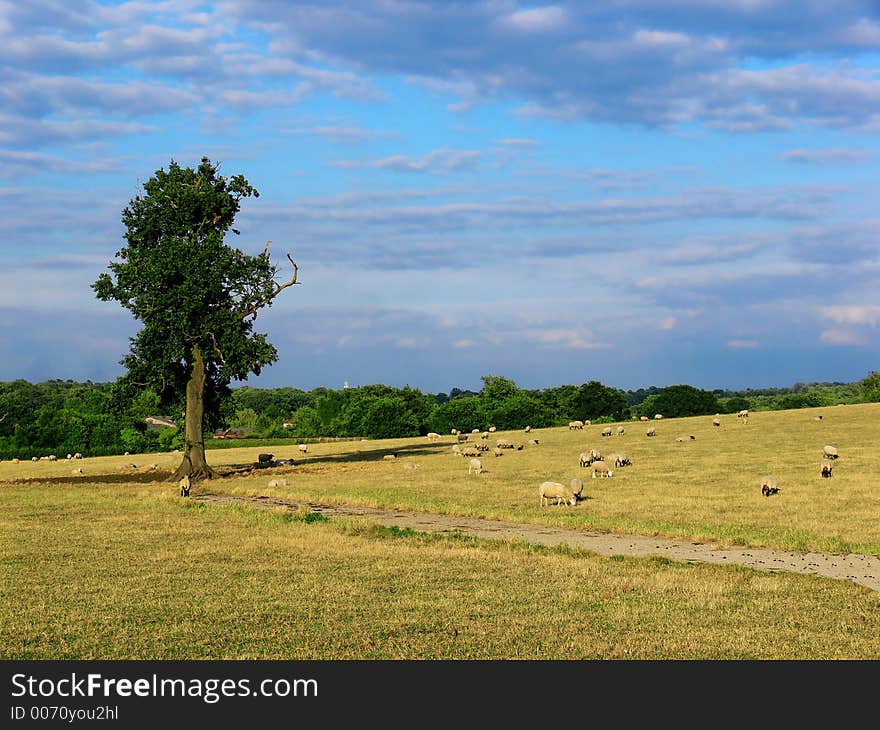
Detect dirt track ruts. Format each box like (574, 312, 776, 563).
(194, 493, 880, 592)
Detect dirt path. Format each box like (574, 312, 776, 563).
(194, 493, 880, 592)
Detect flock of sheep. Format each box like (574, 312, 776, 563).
(446, 410, 841, 507)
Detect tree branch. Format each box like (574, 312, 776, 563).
(237, 247, 300, 322)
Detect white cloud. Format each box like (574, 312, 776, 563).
(818, 305, 880, 327)
(501, 6, 568, 34)
(727, 339, 759, 349)
(819, 329, 869, 346)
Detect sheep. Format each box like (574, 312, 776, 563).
(488, 426, 497, 432)
(601, 426, 613, 437)
(640, 416, 649, 422)
(403, 462, 421, 470)
(451, 444, 462, 456)
(426, 432, 440, 441)
(646, 427, 656, 437)
(48, 454, 57, 461)
(258, 453, 275, 464)
(568, 420, 584, 430)
(616, 426, 625, 436)
(468, 458, 484, 475)
(712, 418, 721, 427)
(608, 452, 630, 468)
(496, 438, 514, 449)
(584, 420, 591, 427)
(475, 442, 489, 452)
(570, 478, 584, 499)
(74, 453, 83, 459)
(383, 454, 397, 461)
(31, 456, 38, 462)
(820, 460, 834, 478)
(456, 433, 469, 443)
(451, 429, 458, 435)
(494, 446, 504, 457)
(146, 463, 158, 471)
(515, 443, 525, 451)
(529, 438, 540, 445)
(738, 409, 749, 423)
(589, 448, 603, 463)
(539, 481, 577, 507)
(823, 445, 839, 460)
(760, 475, 779, 496)
(524, 426, 532, 433)
(481, 431, 489, 440)
(12, 458, 19, 464)
(591, 460, 614, 478)
(179, 475, 191, 497)
(676, 437, 685, 443)
(71, 467, 83, 475)
(578, 452, 593, 468)
(471, 428, 481, 434)
(298, 444, 309, 453)
(654, 414, 663, 420)
(66, 453, 72, 460)
(268, 478, 289, 487)
(461, 446, 480, 457)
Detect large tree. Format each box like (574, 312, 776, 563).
(93, 157, 298, 481)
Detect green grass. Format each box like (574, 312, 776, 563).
(2, 483, 878, 659)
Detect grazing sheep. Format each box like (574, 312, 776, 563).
(74, 453, 82, 459)
(589, 448, 603, 463)
(403, 462, 421, 470)
(146, 463, 158, 471)
(12, 458, 19, 464)
(814, 415, 823, 421)
(468, 458, 484, 475)
(496, 438, 514, 449)
(48, 454, 57, 461)
(31, 456, 38, 462)
(461, 446, 480, 457)
(472, 428, 481, 434)
(820, 460, 834, 478)
(640, 416, 649, 422)
(570, 478, 584, 499)
(268, 478, 289, 487)
(258, 453, 275, 464)
(616, 426, 625, 436)
(654, 414, 663, 420)
(568, 420, 584, 430)
(529, 438, 540, 445)
(179, 475, 191, 497)
(298, 444, 309, 453)
(578, 452, 593, 468)
(525, 426, 532, 433)
(823, 445, 839, 460)
(712, 418, 721, 427)
(494, 447, 504, 457)
(451, 444, 462, 456)
(601, 426, 613, 437)
(689, 435, 696, 440)
(607, 452, 631, 468)
(488, 426, 497, 432)
(71, 467, 83, 475)
(475, 442, 489, 452)
(481, 431, 489, 440)
(516, 443, 525, 450)
(457, 433, 469, 443)
(646, 427, 656, 437)
(591, 460, 614, 478)
(66, 453, 72, 460)
(383, 454, 397, 461)
(451, 429, 458, 435)
(738, 409, 749, 423)
(676, 437, 685, 443)
(426, 432, 440, 441)
(539, 481, 577, 507)
(760, 475, 780, 496)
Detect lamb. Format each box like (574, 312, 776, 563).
(646, 427, 656, 437)
(601, 426, 613, 437)
(178, 474, 191, 497)
(760, 475, 780, 496)
(298, 444, 309, 453)
(267, 478, 289, 487)
(616, 426, 625, 436)
(468, 458, 484, 475)
(591, 460, 614, 478)
(568, 420, 584, 430)
(539, 481, 577, 507)
(583, 420, 592, 427)
(823, 445, 839, 460)
(66, 453, 72, 460)
(570, 478, 584, 499)
(529, 438, 540, 445)
(820, 460, 834, 478)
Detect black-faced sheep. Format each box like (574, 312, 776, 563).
(760, 475, 779, 496)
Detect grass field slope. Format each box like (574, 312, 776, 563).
(2, 403, 878, 659)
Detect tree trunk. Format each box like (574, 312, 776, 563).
(171, 343, 217, 482)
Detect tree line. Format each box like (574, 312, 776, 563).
(1, 372, 877, 459)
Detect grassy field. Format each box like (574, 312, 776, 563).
(2, 403, 879, 659)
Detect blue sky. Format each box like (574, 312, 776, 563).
(1, 1, 878, 394)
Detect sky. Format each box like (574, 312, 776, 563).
(1, 0, 878, 395)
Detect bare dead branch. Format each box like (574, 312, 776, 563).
(237, 250, 300, 322)
(207, 332, 226, 364)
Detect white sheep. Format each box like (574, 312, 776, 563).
(71, 467, 83, 475)
(525, 425, 532, 433)
(471, 428, 481, 434)
(616, 426, 625, 436)
(591, 460, 614, 478)
(640, 416, 649, 422)
(178, 474, 191, 497)
(568, 420, 584, 430)
(451, 444, 462, 456)
(578, 452, 593, 467)
(12, 458, 19, 464)
(268, 478, 289, 487)
(383, 454, 397, 461)
(494, 447, 504, 457)
(468, 458, 484, 475)
(712, 418, 721, 427)
(496, 438, 514, 449)
(426, 432, 440, 441)
(607, 452, 630, 468)
(481, 431, 489, 440)
(298, 444, 309, 453)
(654, 414, 663, 420)
(461, 446, 480, 457)
(601, 426, 613, 437)
(646, 427, 656, 437)
(570, 478, 584, 499)
(488, 426, 497, 432)
(74, 453, 83, 459)
(539, 481, 577, 507)
(823, 445, 839, 460)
